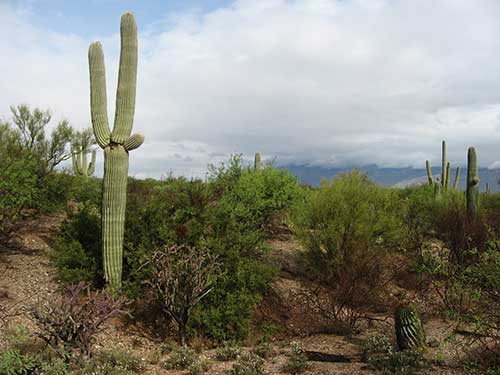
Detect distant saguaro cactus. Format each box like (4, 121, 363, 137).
(441, 140, 447, 190)
(72, 147, 96, 177)
(254, 152, 262, 170)
(425, 160, 433, 186)
(452, 166, 460, 190)
(466, 147, 479, 218)
(395, 305, 425, 351)
(88, 12, 144, 289)
(72, 128, 96, 177)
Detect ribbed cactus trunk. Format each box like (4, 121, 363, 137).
(254, 152, 262, 171)
(88, 12, 144, 290)
(466, 147, 479, 218)
(395, 305, 425, 351)
(434, 179, 441, 200)
(425, 160, 433, 186)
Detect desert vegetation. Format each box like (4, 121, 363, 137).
(1, 11, 499, 375)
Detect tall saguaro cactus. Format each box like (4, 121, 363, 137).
(88, 12, 144, 289)
(466, 147, 479, 218)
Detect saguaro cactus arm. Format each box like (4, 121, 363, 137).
(88, 149, 96, 175)
(445, 162, 450, 190)
(123, 133, 144, 151)
(111, 13, 138, 144)
(89, 42, 111, 149)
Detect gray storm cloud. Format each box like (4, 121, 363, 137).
(2, 0, 500, 177)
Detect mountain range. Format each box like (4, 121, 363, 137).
(283, 164, 500, 192)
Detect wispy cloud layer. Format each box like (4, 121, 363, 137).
(2, 0, 500, 177)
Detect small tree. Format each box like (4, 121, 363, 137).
(147, 244, 220, 345)
(9, 104, 74, 178)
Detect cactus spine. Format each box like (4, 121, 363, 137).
(425, 160, 433, 186)
(395, 305, 426, 351)
(254, 152, 262, 170)
(466, 147, 479, 218)
(72, 146, 96, 177)
(88, 12, 144, 289)
(452, 166, 460, 190)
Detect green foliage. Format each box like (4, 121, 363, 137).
(0, 123, 38, 236)
(362, 334, 394, 363)
(224, 352, 265, 375)
(0, 349, 38, 375)
(293, 170, 404, 285)
(52, 202, 103, 287)
(95, 349, 144, 372)
(161, 346, 197, 370)
(187, 357, 211, 375)
(251, 342, 272, 359)
(282, 342, 309, 374)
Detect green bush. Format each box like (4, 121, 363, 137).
(215, 342, 241, 361)
(282, 342, 308, 374)
(96, 349, 144, 372)
(162, 346, 197, 370)
(224, 352, 265, 375)
(293, 170, 404, 285)
(52, 202, 103, 287)
(0, 349, 38, 375)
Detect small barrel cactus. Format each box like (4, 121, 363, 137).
(394, 305, 426, 351)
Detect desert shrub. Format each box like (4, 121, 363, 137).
(52, 202, 103, 287)
(224, 352, 265, 375)
(123, 177, 211, 298)
(362, 334, 426, 375)
(3, 324, 33, 353)
(39, 358, 68, 375)
(146, 244, 220, 345)
(292, 170, 404, 330)
(251, 342, 272, 359)
(450, 244, 500, 370)
(95, 349, 144, 372)
(187, 357, 211, 375)
(215, 342, 241, 361)
(214, 165, 303, 234)
(0, 123, 38, 238)
(362, 334, 394, 363)
(282, 341, 308, 374)
(0, 349, 38, 375)
(28, 282, 127, 358)
(430, 190, 490, 266)
(399, 185, 436, 260)
(161, 346, 197, 370)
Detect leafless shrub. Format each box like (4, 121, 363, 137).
(146, 244, 220, 345)
(28, 282, 128, 358)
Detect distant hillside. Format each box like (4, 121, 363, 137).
(283, 164, 500, 192)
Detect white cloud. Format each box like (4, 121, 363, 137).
(2, 0, 500, 177)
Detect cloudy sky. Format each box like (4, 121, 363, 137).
(2, 0, 500, 178)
